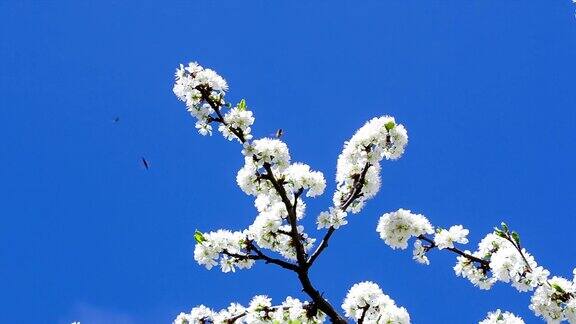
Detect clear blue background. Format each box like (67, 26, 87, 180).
(1, 1, 575, 323)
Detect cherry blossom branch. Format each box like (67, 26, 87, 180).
(308, 160, 371, 268)
(260, 162, 347, 323)
(175, 63, 410, 324)
(261, 163, 308, 265)
(499, 231, 533, 273)
(417, 234, 490, 272)
(495, 226, 575, 301)
(195, 85, 345, 321)
(222, 245, 298, 272)
(374, 210, 576, 321)
(196, 85, 247, 143)
(222, 302, 321, 324)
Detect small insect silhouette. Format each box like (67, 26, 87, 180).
(141, 157, 150, 170)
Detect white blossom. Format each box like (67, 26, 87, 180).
(434, 225, 469, 250)
(333, 116, 408, 214)
(219, 104, 255, 142)
(341, 281, 410, 323)
(530, 276, 576, 323)
(376, 209, 433, 250)
(272, 297, 325, 323)
(173, 305, 215, 324)
(412, 240, 430, 265)
(453, 233, 549, 292)
(479, 309, 525, 324)
(173, 62, 232, 137)
(174, 296, 325, 324)
(245, 295, 273, 323)
(244, 138, 291, 171)
(283, 163, 326, 198)
(317, 207, 348, 230)
(247, 210, 314, 261)
(193, 230, 254, 272)
(236, 163, 262, 196)
(454, 252, 497, 290)
(490, 246, 549, 292)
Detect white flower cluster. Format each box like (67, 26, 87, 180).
(376, 209, 433, 250)
(173, 62, 254, 141)
(434, 225, 469, 250)
(454, 233, 549, 292)
(193, 230, 254, 273)
(195, 139, 326, 268)
(375, 208, 574, 323)
(174, 295, 325, 324)
(248, 207, 315, 261)
(529, 275, 576, 323)
(331, 116, 408, 218)
(317, 207, 348, 230)
(283, 163, 326, 198)
(341, 281, 410, 323)
(377, 210, 470, 266)
(412, 240, 430, 265)
(479, 309, 525, 324)
(242, 138, 292, 172)
(219, 103, 255, 142)
(173, 62, 227, 136)
(236, 138, 326, 260)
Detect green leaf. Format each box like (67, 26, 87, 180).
(511, 231, 521, 245)
(500, 222, 509, 233)
(194, 230, 206, 244)
(552, 283, 566, 293)
(493, 228, 505, 237)
(238, 99, 247, 111)
(384, 121, 395, 131)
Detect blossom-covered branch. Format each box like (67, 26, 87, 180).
(174, 295, 326, 324)
(171, 60, 575, 324)
(310, 116, 408, 266)
(376, 209, 576, 322)
(307, 160, 370, 267)
(173, 62, 413, 323)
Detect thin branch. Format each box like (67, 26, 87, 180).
(248, 241, 300, 271)
(196, 85, 246, 143)
(417, 235, 490, 270)
(262, 163, 308, 266)
(222, 246, 298, 272)
(499, 234, 572, 299)
(357, 305, 370, 324)
(222, 302, 322, 324)
(307, 160, 372, 267)
(306, 228, 335, 269)
(501, 234, 533, 273)
(341, 161, 372, 211)
(261, 163, 347, 323)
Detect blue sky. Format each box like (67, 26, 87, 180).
(1, 1, 576, 323)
